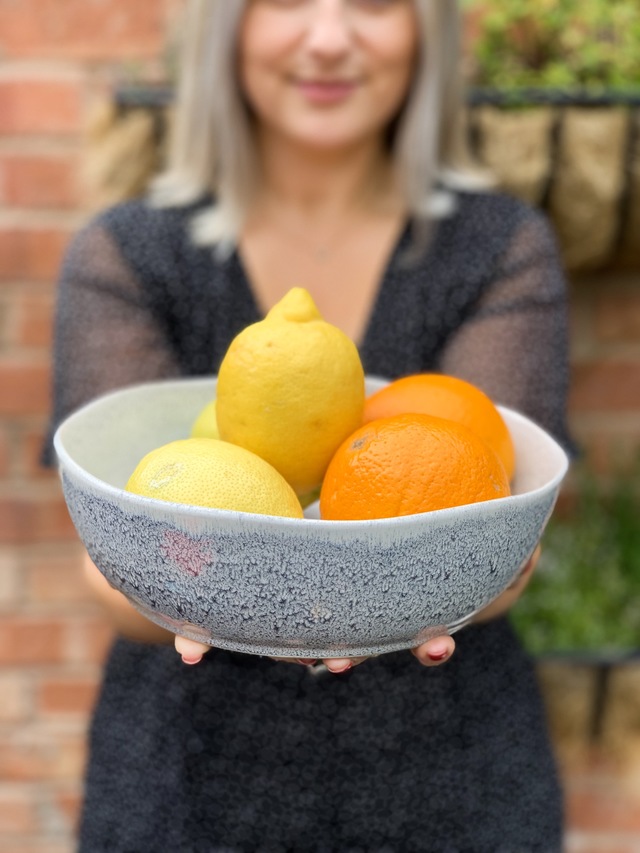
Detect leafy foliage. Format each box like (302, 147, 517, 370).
(464, 0, 640, 91)
(511, 465, 640, 654)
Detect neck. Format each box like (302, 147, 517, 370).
(254, 128, 396, 221)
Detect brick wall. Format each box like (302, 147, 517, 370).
(0, 3, 639, 852)
(0, 3, 184, 850)
(569, 270, 640, 478)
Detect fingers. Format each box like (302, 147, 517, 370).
(475, 544, 543, 623)
(175, 635, 211, 665)
(322, 656, 369, 674)
(507, 544, 541, 591)
(411, 635, 455, 667)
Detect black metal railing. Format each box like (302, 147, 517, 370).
(113, 84, 640, 110)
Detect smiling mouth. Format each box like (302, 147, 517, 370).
(294, 79, 359, 103)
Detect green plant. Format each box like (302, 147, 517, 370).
(510, 464, 640, 655)
(464, 0, 640, 91)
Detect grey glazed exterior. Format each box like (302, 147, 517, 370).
(54, 377, 569, 658)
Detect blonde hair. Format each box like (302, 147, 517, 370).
(151, 0, 487, 253)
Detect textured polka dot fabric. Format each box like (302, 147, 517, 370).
(45, 190, 572, 851)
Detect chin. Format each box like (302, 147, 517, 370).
(285, 123, 381, 152)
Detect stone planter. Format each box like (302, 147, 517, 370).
(536, 651, 640, 765)
(467, 89, 640, 271)
(84, 94, 170, 211)
(85, 85, 640, 271)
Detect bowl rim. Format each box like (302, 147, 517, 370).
(53, 376, 570, 533)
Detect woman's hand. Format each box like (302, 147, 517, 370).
(175, 633, 455, 672)
(473, 545, 541, 623)
(174, 547, 541, 670)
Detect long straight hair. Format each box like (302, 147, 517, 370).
(151, 0, 487, 253)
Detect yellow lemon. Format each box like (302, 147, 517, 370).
(126, 438, 303, 518)
(216, 288, 365, 495)
(190, 400, 220, 439)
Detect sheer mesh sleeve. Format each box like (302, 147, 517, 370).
(42, 218, 181, 465)
(437, 211, 576, 454)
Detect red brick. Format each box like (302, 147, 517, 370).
(21, 427, 58, 481)
(0, 359, 51, 416)
(0, 0, 173, 61)
(0, 616, 65, 665)
(0, 844, 74, 853)
(569, 362, 640, 413)
(24, 548, 93, 604)
(566, 783, 640, 832)
(64, 616, 115, 666)
(10, 290, 55, 349)
(565, 836, 640, 853)
(0, 152, 79, 209)
(0, 548, 21, 607)
(0, 495, 77, 545)
(568, 425, 640, 477)
(37, 676, 100, 715)
(0, 843, 73, 853)
(0, 673, 30, 723)
(0, 226, 71, 282)
(52, 787, 83, 837)
(0, 785, 39, 835)
(0, 729, 86, 782)
(595, 289, 640, 344)
(0, 78, 84, 135)
(37, 780, 82, 836)
(0, 425, 9, 477)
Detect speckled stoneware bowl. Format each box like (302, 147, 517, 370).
(54, 376, 569, 658)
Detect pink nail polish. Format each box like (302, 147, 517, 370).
(182, 655, 202, 665)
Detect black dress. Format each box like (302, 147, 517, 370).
(46, 190, 573, 852)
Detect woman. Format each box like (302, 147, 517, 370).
(46, 1, 572, 849)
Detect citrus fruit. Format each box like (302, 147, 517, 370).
(319, 413, 511, 521)
(216, 287, 365, 496)
(126, 438, 303, 518)
(363, 373, 515, 479)
(190, 399, 220, 439)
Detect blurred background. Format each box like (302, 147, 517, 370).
(0, 1, 638, 851)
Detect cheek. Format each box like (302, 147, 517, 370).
(371, 50, 416, 116)
(367, 21, 418, 100)
(237, 11, 295, 109)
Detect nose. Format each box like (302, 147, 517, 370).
(305, 0, 353, 58)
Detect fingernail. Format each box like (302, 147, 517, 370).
(299, 659, 318, 666)
(182, 655, 202, 665)
(427, 650, 449, 661)
(328, 662, 352, 674)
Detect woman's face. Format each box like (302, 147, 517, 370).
(238, 0, 418, 151)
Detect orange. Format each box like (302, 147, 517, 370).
(319, 413, 511, 521)
(363, 373, 515, 480)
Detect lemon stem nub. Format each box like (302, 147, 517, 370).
(266, 287, 322, 323)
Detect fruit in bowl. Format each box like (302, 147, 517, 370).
(126, 438, 303, 519)
(363, 372, 515, 479)
(216, 287, 364, 497)
(53, 374, 569, 658)
(319, 412, 511, 521)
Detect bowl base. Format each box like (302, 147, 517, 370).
(127, 595, 476, 659)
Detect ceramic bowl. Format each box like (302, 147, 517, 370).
(54, 376, 569, 658)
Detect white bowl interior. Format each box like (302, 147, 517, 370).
(55, 375, 568, 502)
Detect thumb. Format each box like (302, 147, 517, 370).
(175, 634, 210, 665)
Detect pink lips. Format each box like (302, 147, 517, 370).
(296, 79, 357, 104)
